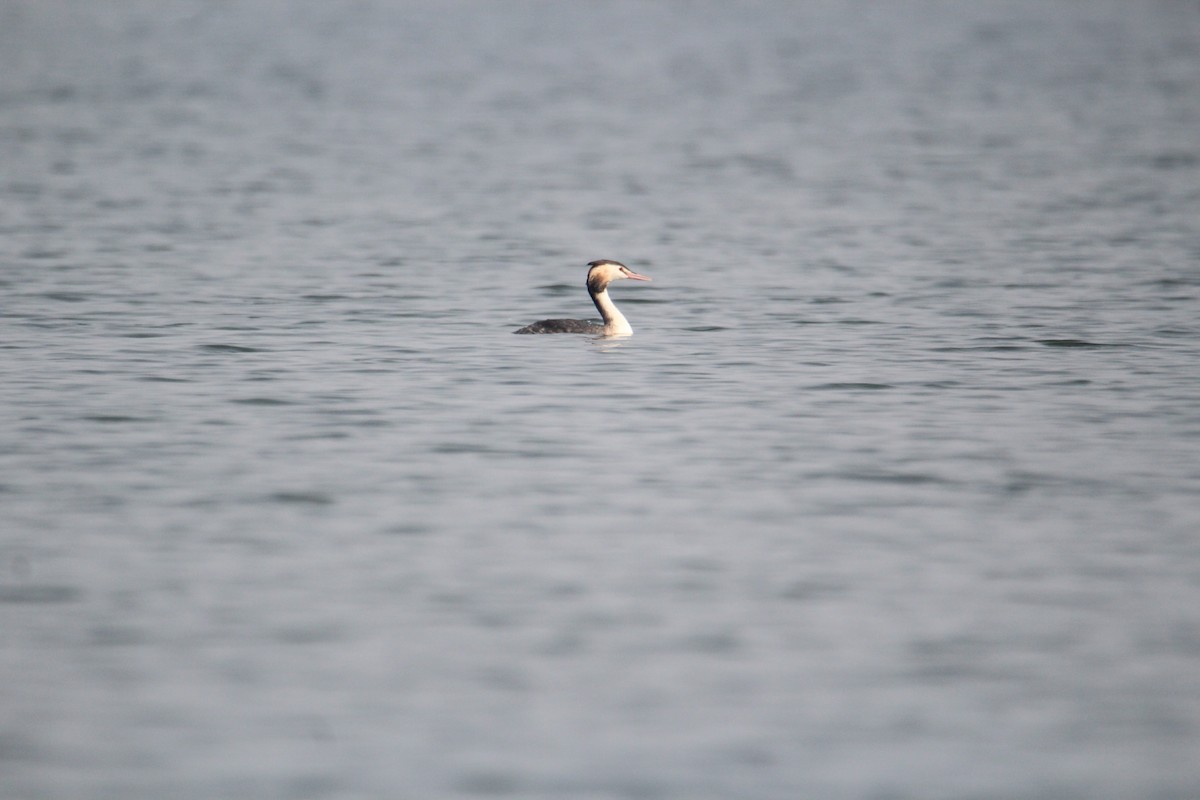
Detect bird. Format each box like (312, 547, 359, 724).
(514, 259, 652, 336)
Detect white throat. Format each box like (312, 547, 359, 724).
(590, 287, 632, 336)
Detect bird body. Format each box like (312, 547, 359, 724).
(514, 260, 651, 336)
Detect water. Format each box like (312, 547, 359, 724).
(3, 1, 1200, 797)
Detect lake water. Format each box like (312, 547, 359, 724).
(3, 1, 1199, 798)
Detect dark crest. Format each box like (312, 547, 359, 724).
(587, 260, 618, 292)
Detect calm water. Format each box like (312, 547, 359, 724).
(3, 2, 1200, 798)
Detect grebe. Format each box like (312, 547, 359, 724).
(514, 259, 652, 336)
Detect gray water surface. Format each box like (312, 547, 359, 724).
(3, 2, 1200, 798)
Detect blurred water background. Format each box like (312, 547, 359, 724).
(2, 1, 1200, 798)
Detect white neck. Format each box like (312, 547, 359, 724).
(590, 287, 632, 336)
